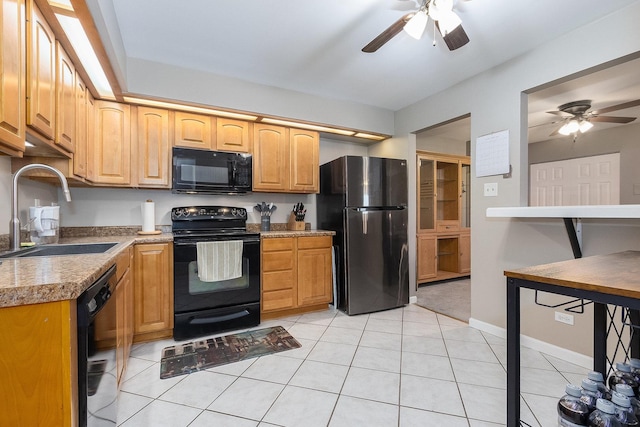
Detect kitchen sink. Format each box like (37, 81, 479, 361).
(0, 242, 118, 259)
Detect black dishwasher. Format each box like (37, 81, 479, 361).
(77, 265, 117, 427)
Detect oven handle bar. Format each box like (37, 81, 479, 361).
(174, 237, 260, 246)
(188, 310, 250, 325)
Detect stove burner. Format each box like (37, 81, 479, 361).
(171, 206, 250, 236)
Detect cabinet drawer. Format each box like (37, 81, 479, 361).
(262, 237, 295, 252)
(437, 221, 459, 233)
(262, 289, 295, 311)
(263, 270, 294, 291)
(262, 251, 294, 271)
(297, 236, 332, 250)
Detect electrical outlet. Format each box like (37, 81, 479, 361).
(555, 311, 574, 325)
(484, 183, 498, 197)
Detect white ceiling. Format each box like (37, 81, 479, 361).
(101, 0, 639, 112)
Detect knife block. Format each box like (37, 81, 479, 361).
(287, 212, 306, 231)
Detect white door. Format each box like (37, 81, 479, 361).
(530, 153, 620, 206)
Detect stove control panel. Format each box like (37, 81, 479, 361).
(171, 206, 247, 221)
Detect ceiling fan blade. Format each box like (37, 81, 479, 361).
(436, 23, 470, 50)
(591, 99, 640, 115)
(362, 13, 414, 53)
(549, 125, 563, 137)
(589, 115, 637, 124)
(546, 110, 571, 117)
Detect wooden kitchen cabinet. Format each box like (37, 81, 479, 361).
(73, 74, 89, 178)
(261, 235, 332, 319)
(88, 100, 130, 185)
(297, 236, 332, 306)
(252, 123, 289, 191)
(133, 242, 173, 342)
(216, 117, 251, 152)
(416, 151, 471, 284)
(0, 0, 26, 156)
(55, 41, 75, 153)
(253, 124, 320, 193)
(0, 300, 77, 426)
(173, 111, 214, 150)
(133, 106, 170, 187)
(289, 128, 319, 193)
(27, 2, 56, 141)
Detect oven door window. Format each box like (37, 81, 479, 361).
(188, 258, 249, 294)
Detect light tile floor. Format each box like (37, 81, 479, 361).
(117, 304, 590, 426)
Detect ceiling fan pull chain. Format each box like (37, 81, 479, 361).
(432, 16, 437, 46)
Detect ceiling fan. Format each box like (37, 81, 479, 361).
(546, 99, 640, 136)
(362, 0, 469, 53)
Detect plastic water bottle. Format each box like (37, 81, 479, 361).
(589, 371, 613, 400)
(616, 384, 640, 420)
(611, 391, 639, 426)
(609, 363, 639, 396)
(558, 384, 590, 426)
(588, 398, 622, 426)
(582, 379, 602, 412)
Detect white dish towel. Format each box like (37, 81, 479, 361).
(196, 240, 243, 282)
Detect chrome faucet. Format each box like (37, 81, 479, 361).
(10, 164, 72, 250)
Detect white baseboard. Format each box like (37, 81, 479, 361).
(469, 317, 593, 370)
(409, 296, 417, 304)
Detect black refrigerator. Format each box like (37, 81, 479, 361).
(317, 156, 409, 315)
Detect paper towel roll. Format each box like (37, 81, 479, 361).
(141, 200, 155, 232)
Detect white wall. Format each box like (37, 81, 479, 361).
(394, 2, 640, 357)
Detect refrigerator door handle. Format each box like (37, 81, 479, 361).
(352, 206, 406, 212)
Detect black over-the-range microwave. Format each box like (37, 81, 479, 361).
(172, 147, 252, 194)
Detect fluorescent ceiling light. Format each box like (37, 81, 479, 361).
(56, 13, 113, 98)
(123, 97, 259, 121)
(261, 118, 356, 136)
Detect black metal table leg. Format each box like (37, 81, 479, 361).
(594, 303, 607, 375)
(507, 278, 521, 427)
(630, 309, 640, 359)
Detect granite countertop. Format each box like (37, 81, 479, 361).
(260, 230, 336, 238)
(0, 233, 172, 309)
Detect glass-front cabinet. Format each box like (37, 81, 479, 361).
(417, 152, 471, 284)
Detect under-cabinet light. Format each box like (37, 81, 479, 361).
(353, 132, 386, 140)
(260, 118, 356, 136)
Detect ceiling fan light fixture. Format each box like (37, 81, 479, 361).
(559, 119, 580, 135)
(403, 10, 429, 39)
(579, 120, 594, 133)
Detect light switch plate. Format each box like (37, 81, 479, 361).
(484, 183, 498, 197)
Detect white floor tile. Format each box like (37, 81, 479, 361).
(522, 392, 560, 427)
(207, 356, 256, 376)
(401, 335, 447, 356)
(273, 337, 317, 360)
(189, 410, 259, 427)
(289, 360, 349, 393)
(329, 395, 399, 427)
(446, 340, 500, 364)
(130, 339, 176, 362)
(320, 326, 364, 345)
(481, 331, 506, 345)
(359, 330, 403, 351)
(441, 325, 487, 343)
(262, 385, 338, 427)
(400, 375, 465, 416)
(287, 323, 328, 340)
(458, 383, 505, 424)
(402, 309, 439, 325)
(119, 399, 201, 427)
(521, 366, 571, 398)
(306, 341, 357, 366)
(122, 356, 156, 382)
(158, 370, 235, 409)
(341, 366, 401, 404)
(366, 318, 403, 334)
(330, 313, 369, 330)
(437, 314, 469, 327)
(297, 310, 338, 326)
(352, 346, 402, 373)
(402, 321, 442, 338)
(544, 353, 591, 375)
(241, 354, 303, 384)
(120, 363, 184, 399)
(207, 377, 284, 420)
(450, 358, 506, 389)
(399, 406, 469, 427)
(401, 352, 455, 381)
(369, 307, 404, 321)
(117, 391, 152, 425)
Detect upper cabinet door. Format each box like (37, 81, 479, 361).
(88, 100, 130, 185)
(216, 118, 251, 153)
(55, 42, 75, 153)
(252, 123, 289, 192)
(27, 3, 55, 141)
(134, 106, 170, 187)
(0, 0, 26, 156)
(73, 74, 87, 177)
(173, 112, 214, 150)
(289, 129, 319, 193)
